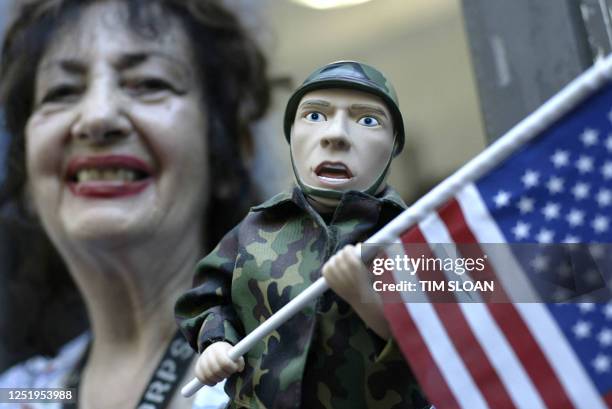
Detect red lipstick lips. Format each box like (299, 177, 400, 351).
(66, 155, 153, 198)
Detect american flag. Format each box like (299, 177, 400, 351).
(377, 57, 612, 408)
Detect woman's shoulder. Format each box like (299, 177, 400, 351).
(0, 334, 228, 409)
(0, 333, 89, 389)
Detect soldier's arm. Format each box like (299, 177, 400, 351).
(322, 244, 391, 339)
(175, 225, 244, 353)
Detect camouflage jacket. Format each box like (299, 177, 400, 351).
(176, 187, 428, 409)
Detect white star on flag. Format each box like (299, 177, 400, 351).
(592, 215, 610, 233)
(592, 354, 610, 373)
(551, 149, 570, 167)
(606, 134, 612, 151)
(605, 303, 612, 320)
(542, 202, 561, 220)
(546, 176, 564, 194)
(517, 196, 535, 213)
(573, 320, 593, 339)
(578, 303, 596, 313)
(493, 190, 511, 207)
(580, 128, 599, 146)
(598, 328, 612, 347)
(572, 182, 591, 200)
(521, 169, 540, 188)
(576, 155, 595, 173)
(602, 161, 612, 179)
(512, 221, 530, 239)
(596, 188, 612, 206)
(536, 228, 554, 243)
(566, 208, 585, 226)
(562, 234, 581, 243)
(530, 254, 549, 272)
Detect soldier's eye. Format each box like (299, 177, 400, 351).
(305, 111, 327, 122)
(357, 116, 380, 127)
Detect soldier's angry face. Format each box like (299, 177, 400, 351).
(290, 88, 395, 195)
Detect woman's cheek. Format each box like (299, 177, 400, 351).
(26, 111, 73, 173)
(150, 103, 207, 177)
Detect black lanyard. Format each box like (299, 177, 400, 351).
(63, 330, 195, 409)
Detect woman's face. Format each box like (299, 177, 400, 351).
(25, 2, 209, 250)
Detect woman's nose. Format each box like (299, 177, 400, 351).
(320, 115, 350, 151)
(70, 82, 131, 145)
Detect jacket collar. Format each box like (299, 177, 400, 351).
(252, 185, 406, 213)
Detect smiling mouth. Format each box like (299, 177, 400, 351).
(69, 168, 148, 183)
(314, 161, 353, 184)
(66, 155, 153, 198)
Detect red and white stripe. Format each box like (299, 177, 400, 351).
(383, 183, 610, 409)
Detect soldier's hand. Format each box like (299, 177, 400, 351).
(194, 341, 245, 386)
(322, 243, 371, 305)
(322, 244, 391, 339)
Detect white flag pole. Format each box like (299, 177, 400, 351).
(181, 54, 612, 398)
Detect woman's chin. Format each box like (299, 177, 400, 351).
(54, 183, 157, 239)
(60, 207, 153, 246)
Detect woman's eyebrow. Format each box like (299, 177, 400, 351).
(39, 58, 86, 75)
(39, 52, 191, 75)
(115, 52, 148, 69)
(115, 51, 189, 71)
(115, 51, 194, 81)
(350, 104, 388, 118)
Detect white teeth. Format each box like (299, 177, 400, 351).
(117, 169, 136, 182)
(75, 168, 138, 182)
(318, 175, 350, 184)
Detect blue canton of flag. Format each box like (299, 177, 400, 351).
(477, 83, 612, 246)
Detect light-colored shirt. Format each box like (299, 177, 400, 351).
(0, 334, 228, 409)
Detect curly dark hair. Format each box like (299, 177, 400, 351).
(0, 0, 270, 368)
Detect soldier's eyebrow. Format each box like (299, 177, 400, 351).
(350, 104, 388, 118)
(298, 99, 331, 110)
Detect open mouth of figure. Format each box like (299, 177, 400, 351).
(66, 155, 153, 198)
(314, 161, 353, 185)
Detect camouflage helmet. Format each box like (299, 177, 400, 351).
(283, 60, 405, 155)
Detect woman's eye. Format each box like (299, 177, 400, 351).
(305, 111, 326, 122)
(40, 85, 82, 104)
(357, 116, 380, 127)
(125, 78, 173, 95)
